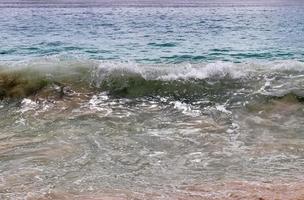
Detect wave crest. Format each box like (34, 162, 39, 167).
(0, 58, 303, 100)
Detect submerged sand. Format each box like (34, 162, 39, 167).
(27, 181, 304, 200)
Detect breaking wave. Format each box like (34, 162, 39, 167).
(0, 57, 304, 102)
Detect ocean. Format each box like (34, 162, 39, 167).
(0, 1, 304, 199)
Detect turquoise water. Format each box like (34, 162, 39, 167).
(1, 2, 304, 200)
(0, 6, 304, 62)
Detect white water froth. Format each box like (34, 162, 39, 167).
(1, 58, 304, 84)
(94, 61, 247, 81)
(215, 104, 232, 115)
(21, 98, 53, 112)
(171, 101, 201, 116)
(20, 98, 38, 114)
(94, 60, 304, 82)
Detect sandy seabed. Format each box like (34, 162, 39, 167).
(27, 181, 304, 200)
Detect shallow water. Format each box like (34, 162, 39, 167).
(1, 1, 304, 200)
(1, 60, 304, 199)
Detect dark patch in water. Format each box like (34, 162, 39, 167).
(100, 72, 242, 102)
(147, 42, 177, 47)
(0, 72, 49, 99)
(160, 55, 207, 63)
(272, 91, 304, 103)
(246, 91, 304, 114)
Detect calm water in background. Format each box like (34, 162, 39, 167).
(0, 1, 304, 62)
(1, 1, 304, 199)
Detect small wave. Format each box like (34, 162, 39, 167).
(160, 55, 207, 62)
(0, 57, 303, 101)
(147, 42, 177, 47)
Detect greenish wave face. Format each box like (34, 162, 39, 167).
(100, 74, 242, 99)
(0, 59, 303, 105)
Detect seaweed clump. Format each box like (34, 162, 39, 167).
(0, 71, 49, 100)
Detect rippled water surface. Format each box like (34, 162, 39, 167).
(1, 1, 304, 199)
(1, 4, 304, 62)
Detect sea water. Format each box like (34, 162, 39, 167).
(0, 1, 304, 199)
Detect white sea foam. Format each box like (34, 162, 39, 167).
(171, 101, 201, 116)
(1, 58, 304, 89)
(20, 98, 38, 113)
(215, 104, 232, 114)
(83, 93, 113, 116)
(94, 60, 304, 82)
(95, 61, 247, 81)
